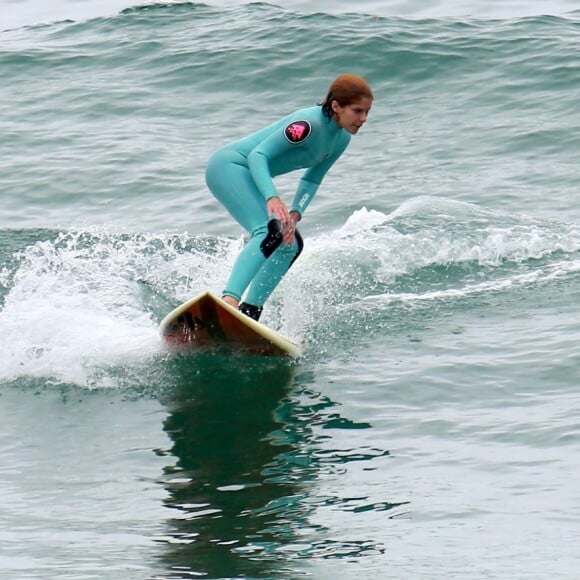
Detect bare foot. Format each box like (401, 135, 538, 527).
(222, 295, 239, 309)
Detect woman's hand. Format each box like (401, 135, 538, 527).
(266, 197, 290, 227)
(266, 198, 300, 245)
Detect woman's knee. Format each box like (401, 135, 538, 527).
(250, 219, 304, 261)
(258, 219, 284, 258)
(251, 220, 303, 264)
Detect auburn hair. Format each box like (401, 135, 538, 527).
(321, 74, 373, 118)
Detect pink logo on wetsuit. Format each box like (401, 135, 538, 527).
(284, 120, 311, 143)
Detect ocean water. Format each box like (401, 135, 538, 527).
(1, 1, 579, 578)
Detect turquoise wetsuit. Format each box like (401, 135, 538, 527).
(205, 105, 351, 310)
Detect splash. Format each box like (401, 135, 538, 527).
(0, 228, 239, 388)
(282, 197, 580, 350)
(0, 201, 577, 384)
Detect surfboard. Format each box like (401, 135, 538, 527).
(159, 291, 300, 357)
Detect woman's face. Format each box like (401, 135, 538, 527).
(331, 96, 373, 134)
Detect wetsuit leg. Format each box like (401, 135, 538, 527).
(205, 149, 285, 301)
(243, 230, 304, 307)
(221, 219, 286, 301)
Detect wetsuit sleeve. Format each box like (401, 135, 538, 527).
(246, 132, 296, 201)
(290, 135, 350, 216)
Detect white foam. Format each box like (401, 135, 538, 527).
(0, 228, 239, 388)
(315, 197, 580, 272)
(1, 202, 577, 383)
(281, 198, 580, 326)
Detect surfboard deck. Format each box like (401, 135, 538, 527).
(159, 291, 300, 357)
